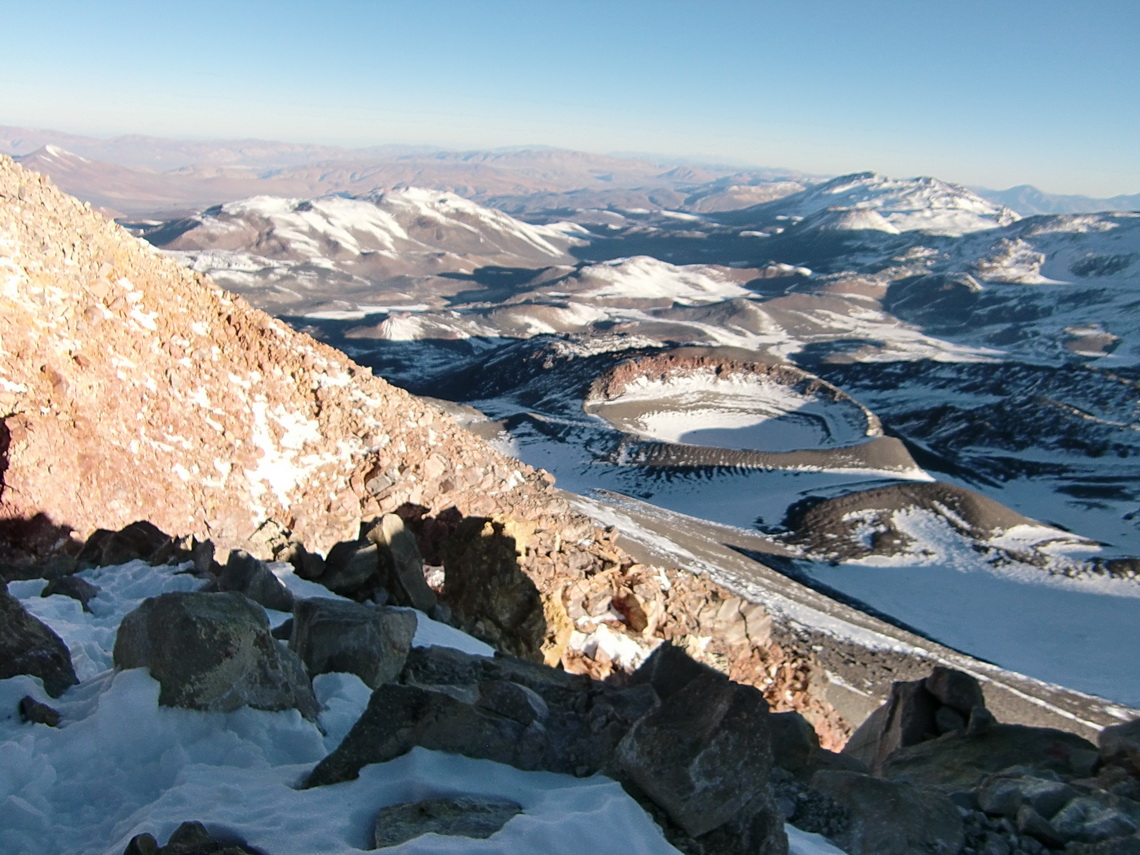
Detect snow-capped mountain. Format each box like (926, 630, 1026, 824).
(975, 183, 1140, 216)
(721, 172, 1020, 236)
(146, 190, 588, 316)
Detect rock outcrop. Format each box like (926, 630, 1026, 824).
(0, 584, 78, 696)
(306, 642, 788, 855)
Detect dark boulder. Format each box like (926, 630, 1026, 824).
(19, 694, 61, 726)
(215, 550, 294, 612)
(925, 665, 986, 715)
(41, 574, 101, 611)
(615, 671, 783, 848)
(113, 591, 318, 719)
(77, 521, 173, 567)
(627, 640, 723, 701)
(811, 769, 964, 855)
(881, 724, 1099, 792)
(363, 514, 436, 612)
(320, 539, 381, 599)
(373, 796, 521, 848)
(304, 682, 527, 787)
(843, 667, 987, 773)
(0, 587, 78, 696)
(123, 820, 260, 854)
(288, 598, 416, 688)
(769, 710, 822, 773)
(1101, 719, 1140, 776)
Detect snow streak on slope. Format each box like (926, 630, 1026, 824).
(570, 256, 753, 304)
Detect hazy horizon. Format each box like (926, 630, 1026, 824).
(3, 0, 1138, 197)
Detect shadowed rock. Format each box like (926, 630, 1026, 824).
(442, 517, 555, 663)
(881, 724, 1099, 792)
(113, 591, 318, 719)
(1100, 719, 1140, 775)
(41, 574, 101, 612)
(616, 671, 782, 845)
(843, 667, 986, 773)
(363, 513, 436, 612)
(0, 586, 78, 696)
(289, 598, 416, 688)
(319, 539, 381, 598)
(216, 550, 294, 612)
(77, 521, 174, 568)
(811, 770, 964, 855)
(304, 682, 526, 788)
(373, 796, 522, 848)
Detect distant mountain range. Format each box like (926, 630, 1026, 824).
(3, 124, 1136, 219)
(973, 183, 1140, 216)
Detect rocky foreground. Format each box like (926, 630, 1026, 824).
(5, 520, 1140, 855)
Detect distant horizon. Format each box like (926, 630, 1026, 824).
(7, 119, 1140, 202)
(3, 0, 1137, 199)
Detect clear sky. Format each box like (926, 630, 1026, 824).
(3, 0, 1138, 196)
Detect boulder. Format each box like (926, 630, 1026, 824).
(615, 671, 781, 842)
(367, 644, 655, 778)
(41, 574, 101, 612)
(373, 796, 522, 848)
(306, 643, 787, 853)
(1052, 797, 1139, 844)
(1101, 720, 1140, 775)
(769, 710, 821, 773)
(843, 667, 990, 773)
(977, 770, 1078, 820)
(881, 724, 1099, 792)
(288, 598, 416, 688)
(304, 682, 527, 787)
(842, 677, 939, 773)
(0, 587, 78, 696)
(113, 591, 318, 719)
(628, 640, 723, 701)
(277, 539, 325, 582)
(1065, 837, 1140, 855)
(925, 666, 986, 716)
(364, 514, 436, 612)
(76, 521, 174, 567)
(319, 539, 381, 599)
(811, 770, 964, 855)
(123, 820, 260, 854)
(216, 550, 294, 612)
(19, 695, 61, 726)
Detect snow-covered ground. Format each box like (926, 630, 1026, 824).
(804, 510, 1140, 706)
(1, 561, 836, 855)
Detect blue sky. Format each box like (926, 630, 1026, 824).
(3, 0, 1138, 196)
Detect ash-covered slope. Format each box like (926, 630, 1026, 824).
(0, 156, 555, 556)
